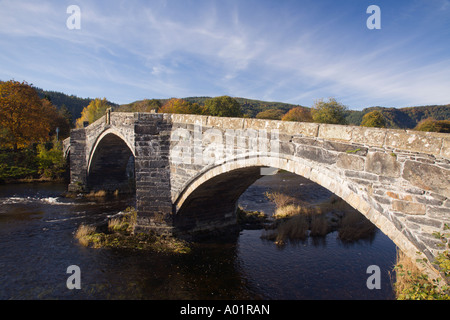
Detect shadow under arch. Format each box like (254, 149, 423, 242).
(173, 155, 420, 263)
(87, 131, 135, 193)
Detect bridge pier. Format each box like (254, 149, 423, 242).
(68, 128, 88, 193)
(133, 114, 175, 236)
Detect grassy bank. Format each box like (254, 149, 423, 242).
(75, 207, 191, 254)
(393, 223, 450, 300)
(393, 250, 449, 300)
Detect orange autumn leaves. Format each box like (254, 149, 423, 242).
(0, 80, 67, 149)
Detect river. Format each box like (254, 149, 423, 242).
(0, 172, 397, 300)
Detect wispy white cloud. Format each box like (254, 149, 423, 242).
(0, 0, 449, 108)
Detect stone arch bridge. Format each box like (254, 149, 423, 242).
(67, 112, 450, 278)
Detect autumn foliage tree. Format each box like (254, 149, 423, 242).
(41, 98, 71, 139)
(281, 106, 313, 122)
(311, 98, 348, 125)
(256, 109, 285, 120)
(414, 118, 450, 133)
(158, 98, 203, 115)
(203, 96, 242, 117)
(75, 98, 113, 128)
(0, 80, 56, 150)
(360, 110, 387, 128)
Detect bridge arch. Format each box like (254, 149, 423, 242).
(173, 153, 421, 267)
(87, 129, 136, 193)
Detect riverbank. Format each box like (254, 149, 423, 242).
(0, 143, 68, 184)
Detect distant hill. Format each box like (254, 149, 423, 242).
(124, 96, 450, 129)
(345, 105, 450, 129)
(8, 82, 449, 129)
(33, 87, 118, 124)
(138, 96, 301, 117)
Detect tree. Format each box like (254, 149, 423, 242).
(281, 107, 313, 122)
(414, 118, 450, 133)
(311, 98, 348, 125)
(256, 109, 285, 120)
(0, 80, 53, 150)
(41, 98, 71, 140)
(158, 98, 203, 114)
(75, 98, 112, 128)
(360, 110, 386, 128)
(203, 96, 242, 117)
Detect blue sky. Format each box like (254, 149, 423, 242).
(0, 0, 449, 110)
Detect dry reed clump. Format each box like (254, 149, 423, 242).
(107, 207, 137, 233)
(75, 224, 97, 247)
(274, 215, 309, 245)
(272, 204, 302, 219)
(263, 190, 328, 245)
(107, 218, 124, 232)
(74, 207, 190, 254)
(86, 190, 107, 198)
(265, 191, 299, 209)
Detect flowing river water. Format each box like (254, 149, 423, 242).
(0, 172, 397, 300)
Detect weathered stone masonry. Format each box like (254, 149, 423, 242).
(67, 112, 450, 279)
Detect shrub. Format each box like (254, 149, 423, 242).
(36, 141, 66, 179)
(414, 118, 450, 133)
(281, 107, 313, 122)
(393, 250, 449, 300)
(360, 110, 386, 128)
(311, 98, 347, 125)
(203, 96, 242, 117)
(256, 109, 285, 120)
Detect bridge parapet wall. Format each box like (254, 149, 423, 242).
(169, 114, 449, 157)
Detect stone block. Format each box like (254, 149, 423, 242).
(350, 126, 386, 147)
(274, 121, 319, 137)
(386, 191, 413, 201)
(208, 116, 245, 130)
(386, 130, 442, 155)
(365, 152, 401, 177)
(345, 170, 378, 181)
(441, 137, 450, 159)
(318, 124, 353, 141)
(391, 200, 426, 215)
(323, 141, 368, 155)
(295, 145, 337, 164)
(403, 160, 450, 197)
(336, 153, 365, 171)
(427, 206, 450, 222)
